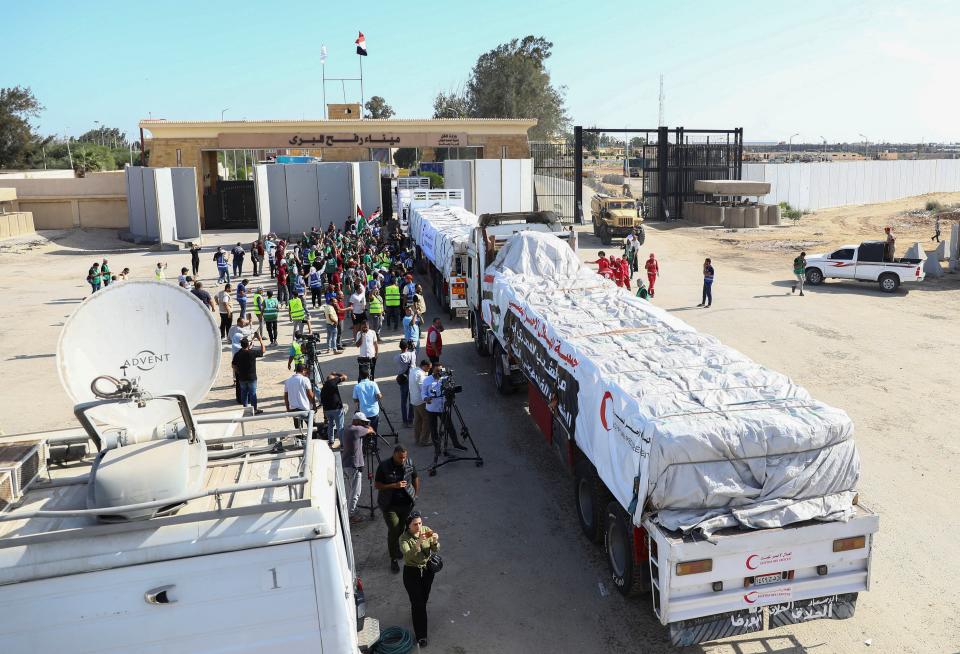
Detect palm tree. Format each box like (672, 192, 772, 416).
(72, 148, 102, 178)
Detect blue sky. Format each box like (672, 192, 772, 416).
(6, 0, 959, 143)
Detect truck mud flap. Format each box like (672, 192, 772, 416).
(768, 592, 858, 628)
(669, 609, 763, 647)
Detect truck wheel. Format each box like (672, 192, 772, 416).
(600, 224, 613, 246)
(879, 273, 900, 293)
(805, 267, 824, 285)
(604, 502, 650, 597)
(636, 227, 646, 246)
(575, 461, 610, 543)
(471, 311, 489, 356)
(493, 344, 512, 395)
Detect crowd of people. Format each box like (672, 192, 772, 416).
(179, 218, 448, 647)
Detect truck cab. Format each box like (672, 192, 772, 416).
(465, 211, 575, 386)
(590, 194, 645, 245)
(804, 241, 925, 292)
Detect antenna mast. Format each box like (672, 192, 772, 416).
(658, 74, 664, 126)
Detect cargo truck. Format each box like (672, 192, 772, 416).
(470, 228, 878, 647)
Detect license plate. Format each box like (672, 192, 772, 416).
(753, 572, 787, 586)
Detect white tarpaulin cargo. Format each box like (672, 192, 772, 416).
(409, 205, 479, 278)
(483, 232, 860, 536)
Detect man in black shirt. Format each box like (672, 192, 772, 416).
(374, 445, 420, 572)
(190, 242, 202, 277)
(320, 372, 348, 445)
(231, 242, 246, 277)
(231, 334, 265, 414)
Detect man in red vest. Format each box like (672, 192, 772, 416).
(425, 317, 444, 364)
(645, 253, 660, 297)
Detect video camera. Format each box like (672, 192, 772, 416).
(440, 369, 463, 400)
(297, 333, 323, 360)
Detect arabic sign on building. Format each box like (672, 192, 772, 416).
(218, 132, 470, 149)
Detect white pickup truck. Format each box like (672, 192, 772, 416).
(804, 241, 925, 292)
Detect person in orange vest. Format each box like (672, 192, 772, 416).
(645, 253, 660, 298)
(609, 256, 624, 287)
(425, 317, 444, 364)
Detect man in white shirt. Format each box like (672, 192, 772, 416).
(228, 317, 254, 357)
(421, 363, 466, 453)
(283, 364, 315, 434)
(408, 359, 432, 446)
(349, 283, 367, 340)
(355, 321, 379, 380)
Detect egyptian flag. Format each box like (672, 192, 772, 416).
(356, 206, 366, 233)
(369, 208, 381, 225)
(355, 32, 367, 56)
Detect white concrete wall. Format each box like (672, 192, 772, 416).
(742, 159, 960, 211)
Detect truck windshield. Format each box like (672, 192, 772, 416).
(607, 202, 635, 210)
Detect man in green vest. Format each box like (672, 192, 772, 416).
(262, 289, 280, 345)
(367, 290, 384, 333)
(100, 258, 112, 287)
(383, 280, 401, 331)
(287, 339, 306, 371)
(288, 292, 312, 338)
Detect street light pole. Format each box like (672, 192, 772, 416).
(221, 108, 229, 121)
(820, 136, 827, 160)
(858, 133, 869, 159)
(788, 133, 799, 160)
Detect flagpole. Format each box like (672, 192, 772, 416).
(359, 53, 365, 117)
(322, 62, 327, 119)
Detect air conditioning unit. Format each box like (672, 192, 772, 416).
(0, 441, 46, 508)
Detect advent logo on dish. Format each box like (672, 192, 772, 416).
(124, 350, 171, 372)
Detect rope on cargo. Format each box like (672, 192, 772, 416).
(370, 626, 415, 654)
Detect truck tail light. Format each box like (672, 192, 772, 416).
(676, 559, 713, 576)
(833, 536, 866, 552)
(916, 267, 921, 277)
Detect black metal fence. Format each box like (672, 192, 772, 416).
(530, 141, 576, 223)
(574, 126, 743, 221)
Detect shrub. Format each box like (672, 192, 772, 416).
(925, 200, 944, 212)
(422, 171, 444, 188)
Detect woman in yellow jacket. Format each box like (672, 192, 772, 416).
(399, 511, 439, 647)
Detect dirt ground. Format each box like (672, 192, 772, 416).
(1, 192, 958, 653)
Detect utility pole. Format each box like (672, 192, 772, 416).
(858, 133, 869, 159)
(65, 132, 73, 170)
(788, 133, 799, 160)
(820, 136, 827, 161)
(657, 74, 664, 126)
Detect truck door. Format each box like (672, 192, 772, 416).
(853, 242, 884, 281)
(825, 247, 857, 279)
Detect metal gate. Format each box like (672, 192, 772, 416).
(530, 141, 576, 223)
(573, 126, 743, 221)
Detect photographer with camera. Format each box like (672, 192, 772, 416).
(394, 340, 416, 428)
(341, 412, 374, 523)
(422, 364, 467, 453)
(283, 364, 314, 431)
(319, 372, 348, 446)
(352, 367, 383, 434)
(374, 445, 420, 573)
(355, 321, 379, 380)
(409, 359, 433, 446)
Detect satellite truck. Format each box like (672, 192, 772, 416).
(0, 281, 369, 653)
(471, 228, 879, 647)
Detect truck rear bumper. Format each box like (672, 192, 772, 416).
(644, 506, 878, 645)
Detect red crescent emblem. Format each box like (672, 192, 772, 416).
(746, 554, 759, 570)
(600, 391, 613, 430)
(743, 591, 758, 604)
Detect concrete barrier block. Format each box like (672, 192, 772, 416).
(924, 242, 946, 277)
(744, 206, 761, 228)
(904, 242, 924, 259)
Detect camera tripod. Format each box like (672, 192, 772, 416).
(355, 427, 400, 519)
(428, 395, 483, 476)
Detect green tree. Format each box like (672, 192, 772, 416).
(464, 36, 568, 139)
(78, 126, 128, 148)
(393, 148, 417, 169)
(432, 90, 470, 119)
(364, 96, 395, 120)
(71, 148, 104, 177)
(0, 86, 45, 169)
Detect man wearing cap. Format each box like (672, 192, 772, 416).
(342, 412, 374, 523)
(884, 226, 896, 261)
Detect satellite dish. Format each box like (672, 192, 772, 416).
(57, 281, 220, 435)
